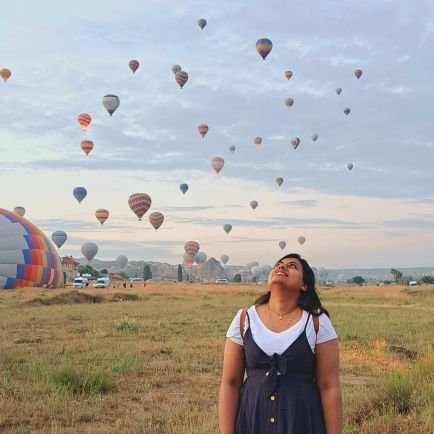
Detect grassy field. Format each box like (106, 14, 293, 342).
(0, 282, 433, 433)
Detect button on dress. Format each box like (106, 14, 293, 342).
(235, 312, 326, 434)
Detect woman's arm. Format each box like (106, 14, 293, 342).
(218, 339, 245, 434)
(315, 339, 343, 434)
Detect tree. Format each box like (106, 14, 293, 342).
(390, 268, 403, 283)
(143, 264, 152, 280)
(100, 269, 108, 275)
(233, 274, 241, 283)
(421, 275, 434, 284)
(177, 264, 183, 282)
(351, 276, 365, 285)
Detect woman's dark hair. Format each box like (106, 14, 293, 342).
(254, 253, 329, 317)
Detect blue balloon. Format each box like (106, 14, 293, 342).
(73, 187, 87, 204)
(179, 183, 189, 195)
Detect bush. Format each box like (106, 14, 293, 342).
(115, 318, 139, 332)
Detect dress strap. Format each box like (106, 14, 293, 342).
(303, 312, 311, 331)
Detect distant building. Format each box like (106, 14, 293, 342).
(61, 256, 80, 282)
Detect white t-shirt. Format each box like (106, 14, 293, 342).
(226, 306, 337, 356)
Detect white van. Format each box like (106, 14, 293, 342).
(94, 277, 110, 288)
(73, 276, 88, 288)
(215, 278, 228, 284)
(130, 277, 144, 282)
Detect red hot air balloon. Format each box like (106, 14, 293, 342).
(129, 59, 140, 74)
(78, 113, 91, 130)
(95, 209, 109, 225)
(149, 212, 164, 231)
(184, 241, 200, 258)
(80, 140, 94, 156)
(198, 124, 209, 138)
(354, 69, 363, 79)
(128, 193, 152, 220)
(0, 68, 11, 82)
(175, 71, 188, 89)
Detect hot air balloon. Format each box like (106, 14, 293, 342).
(175, 71, 188, 89)
(172, 64, 182, 74)
(297, 236, 306, 245)
(102, 94, 120, 116)
(0, 209, 64, 289)
(95, 209, 109, 225)
(254, 137, 262, 148)
(211, 156, 224, 174)
(285, 98, 295, 109)
(344, 108, 351, 116)
(284, 70, 293, 80)
(291, 137, 300, 150)
(223, 224, 232, 235)
(354, 69, 363, 79)
(250, 200, 258, 210)
(149, 212, 164, 231)
(81, 242, 98, 262)
(129, 59, 139, 74)
(198, 124, 209, 138)
(73, 187, 87, 204)
(276, 177, 284, 187)
(80, 140, 94, 156)
(229, 145, 236, 154)
(128, 193, 152, 220)
(78, 113, 91, 130)
(278, 241, 286, 250)
(311, 133, 319, 142)
(51, 230, 67, 249)
(116, 255, 128, 268)
(346, 163, 354, 171)
(183, 252, 194, 268)
(184, 241, 200, 259)
(335, 87, 342, 96)
(0, 68, 11, 82)
(262, 265, 272, 277)
(251, 265, 263, 279)
(220, 255, 229, 265)
(13, 207, 25, 217)
(198, 18, 207, 29)
(180, 183, 189, 194)
(256, 38, 273, 60)
(195, 251, 207, 267)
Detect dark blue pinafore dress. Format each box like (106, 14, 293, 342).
(235, 312, 326, 434)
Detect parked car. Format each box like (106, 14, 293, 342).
(73, 276, 88, 288)
(215, 278, 228, 284)
(94, 277, 110, 288)
(129, 277, 144, 282)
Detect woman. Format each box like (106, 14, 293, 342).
(219, 253, 342, 434)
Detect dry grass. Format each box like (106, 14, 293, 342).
(0, 282, 433, 433)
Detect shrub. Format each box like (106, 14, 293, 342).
(115, 318, 139, 332)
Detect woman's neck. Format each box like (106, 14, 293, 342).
(268, 291, 298, 314)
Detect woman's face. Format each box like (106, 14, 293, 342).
(268, 257, 305, 291)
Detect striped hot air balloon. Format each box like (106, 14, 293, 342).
(276, 177, 284, 187)
(256, 38, 273, 60)
(0, 209, 64, 289)
(211, 156, 225, 174)
(175, 71, 188, 89)
(80, 140, 94, 156)
(78, 113, 91, 130)
(129, 59, 140, 74)
(184, 241, 200, 258)
(0, 68, 11, 82)
(198, 124, 209, 138)
(13, 206, 25, 217)
(95, 209, 109, 225)
(149, 212, 164, 231)
(128, 193, 152, 220)
(253, 137, 262, 148)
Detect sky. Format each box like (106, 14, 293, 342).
(2, 0, 434, 269)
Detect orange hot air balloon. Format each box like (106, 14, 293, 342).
(254, 137, 262, 148)
(95, 209, 109, 225)
(211, 156, 225, 174)
(175, 71, 188, 88)
(149, 212, 164, 231)
(129, 59, 140, 74)
(80, 140, 94, 156)
(198, 124, 209, 138)
(78, 113, 91, 130)
(0, 68, 11, 82)
(128, 193, 152, 220)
